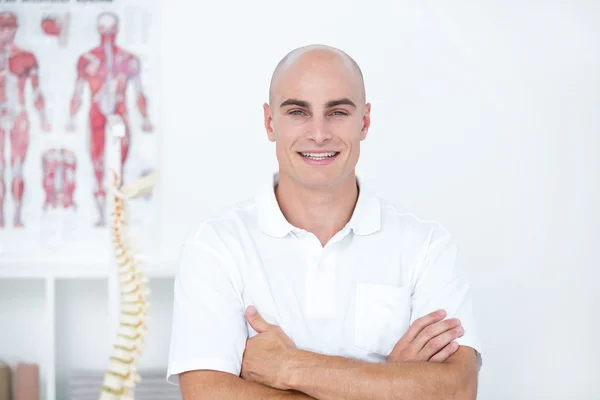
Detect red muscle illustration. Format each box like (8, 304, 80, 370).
(0, 12, 51, 228)
(41, 13, 70, 47)
(41, 148, 77, 211)
(41, 17, 61, 36)
(66, 12, 153, 227)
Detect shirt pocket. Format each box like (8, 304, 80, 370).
(353, 283, 411, 356)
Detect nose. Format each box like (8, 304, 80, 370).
(306, 116, 332, 145)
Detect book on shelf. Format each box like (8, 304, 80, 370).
(0, 360, 11, 400)
(15, 363, 39, 400)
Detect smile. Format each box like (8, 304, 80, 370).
(299, 151, 339, 161)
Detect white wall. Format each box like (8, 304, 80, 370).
(158, 1, 600, 399)
(1, 1, 598, 399)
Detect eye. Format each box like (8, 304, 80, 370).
(289, 110, 305, 116)
(330, 110, 348, 116)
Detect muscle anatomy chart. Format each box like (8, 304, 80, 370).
(0, 2, 161, 265)
(0, 11, 51, 229)
(66, 11, 154, 227)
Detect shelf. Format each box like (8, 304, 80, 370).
(0, 279, 49, 399)
(0, 276, 177, 400)
(0, 259, 177, 279)
(55, 279, 110, 400)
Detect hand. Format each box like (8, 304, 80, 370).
(387, 309, 464, 363)
(240, 306, 297, 390)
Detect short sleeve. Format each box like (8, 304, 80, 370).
(166, 224, 248, 385)
(410, 226, 483, 364)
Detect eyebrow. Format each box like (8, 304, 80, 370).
(279, 98, 356, 109)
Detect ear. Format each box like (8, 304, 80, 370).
(263, 103, 276, 142)
(360, 103, 371, 141)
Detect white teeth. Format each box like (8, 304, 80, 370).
(300, 152, 337, 160)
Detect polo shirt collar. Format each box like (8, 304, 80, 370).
(346, 179, 381, 236)
(255, 174, 295, 237)
(256, 173, 381, 238)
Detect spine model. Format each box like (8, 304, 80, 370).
(99, 168, 158, 399)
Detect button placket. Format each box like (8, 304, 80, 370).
(304, 240, 337, 318)
(308, 235, 323, 270)
(322, 250, 337, 271)
(305, 263, 337, 318)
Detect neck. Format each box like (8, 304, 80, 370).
(275, 172, 359, 246)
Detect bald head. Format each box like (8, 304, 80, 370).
(268, 44, 365, 105)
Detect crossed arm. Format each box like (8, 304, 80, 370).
(180, 372, 313, 399)
(175, 227, 481, 399)
(279, 346, 478, 400)
(180, 351, 477, 400)
(179, 307, 479, 400)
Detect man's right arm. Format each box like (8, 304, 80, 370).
(180, 370, 314, 399)
(167, 224, 313, 399)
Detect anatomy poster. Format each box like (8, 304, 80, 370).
(0, 0, 162, 265)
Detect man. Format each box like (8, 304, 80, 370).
(65, 11, 153, 227)
(0, 11, 51, 228)
(167, 44, 483, 399)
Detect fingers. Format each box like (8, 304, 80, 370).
(418, 322, 464, 360)
(428, 341, 460, 363)
(399, 309, 447, 344)
(245, 306, 271, 333)
(413, 317, 462, 352)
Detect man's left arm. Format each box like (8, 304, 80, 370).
(244, 308, 478, 400)
(283, 344, 478, 400)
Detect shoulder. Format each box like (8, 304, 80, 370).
(377, 196, 454, 250)
(182, 195, 259, 251)
(374, 196, 465, 284)
(176, 196, 258, 287)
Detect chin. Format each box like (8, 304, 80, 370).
(280, 154, 352, 188)
(296, 171, 346, 189)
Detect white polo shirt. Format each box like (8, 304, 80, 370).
(166, 174, 483, 385)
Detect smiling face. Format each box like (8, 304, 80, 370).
(264, 46, 371, 190)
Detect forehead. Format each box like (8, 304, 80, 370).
(274, 56, 361, 104)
